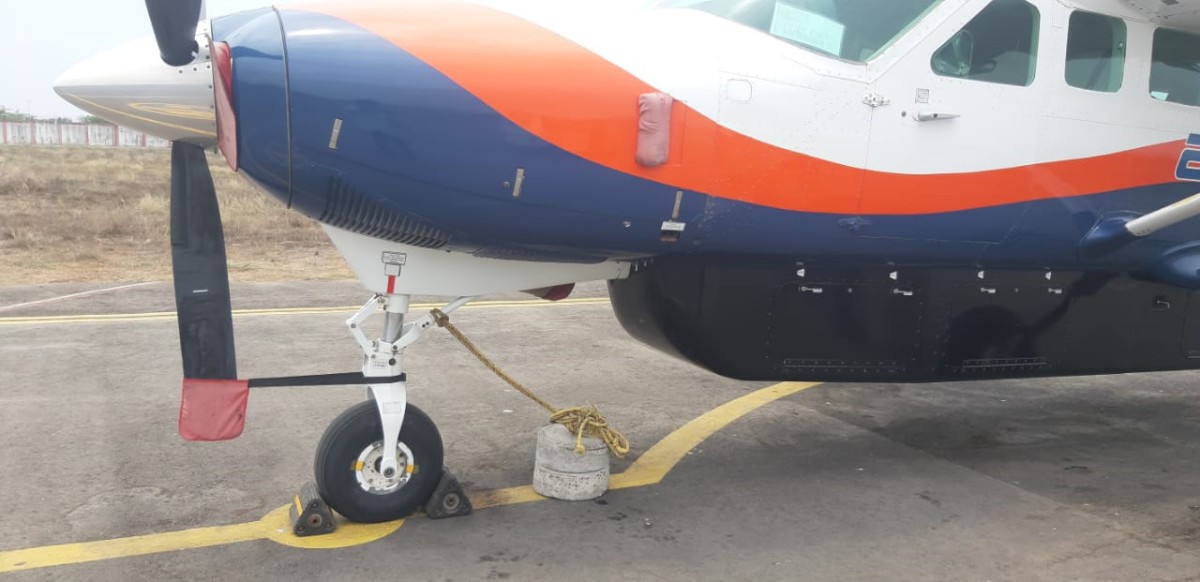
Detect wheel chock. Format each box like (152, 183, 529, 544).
(424, 467, 473, 519)
(289, 481, 337, 536)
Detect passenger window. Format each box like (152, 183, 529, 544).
(1065, 11, 1125, 92)
(932, 0, 1040, 86)
(1150, 28, 1200, 106)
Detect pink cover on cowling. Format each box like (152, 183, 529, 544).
(179, 378, 249, 441)
(636, 92, 673, 167)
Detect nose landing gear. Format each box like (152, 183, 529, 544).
(313, 293, 472, 523)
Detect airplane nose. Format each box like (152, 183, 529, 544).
(54, 33, 217, 146)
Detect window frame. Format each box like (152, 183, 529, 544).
(1149, 26, 1200, 108)
(930, 0, 1042, 88)
(1064, 10, 1127, 93)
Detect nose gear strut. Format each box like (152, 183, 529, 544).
(345, 294, 475, 481)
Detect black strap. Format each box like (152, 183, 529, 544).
(247, 372, 406, 389)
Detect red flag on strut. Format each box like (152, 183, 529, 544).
(179, 378, 250, 441)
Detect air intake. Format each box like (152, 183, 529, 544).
(319, 177, 449, 249)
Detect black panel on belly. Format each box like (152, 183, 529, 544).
(609, 257, 1200, 382)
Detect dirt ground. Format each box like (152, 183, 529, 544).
(0, 146, 352, 284)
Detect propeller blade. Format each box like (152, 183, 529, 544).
(145, 0, 204, 66)
(170, 142, 237, 380)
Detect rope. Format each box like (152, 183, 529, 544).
(431, 309, 630, 458)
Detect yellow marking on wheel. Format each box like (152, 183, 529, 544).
(0, 297, 611, 327)
(354, 460, 365, 471)
(0, 381, 821, 573)
(406, 464, 415, 474)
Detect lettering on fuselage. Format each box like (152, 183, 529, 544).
(1176, 134, 1200, 182)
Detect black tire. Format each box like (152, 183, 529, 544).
(314, 400, 443, 523)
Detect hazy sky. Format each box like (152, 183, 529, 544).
(0, 0, 274, 119)
(1, 0, 648, 119)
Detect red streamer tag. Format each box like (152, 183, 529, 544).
(179, 378, 249, 441)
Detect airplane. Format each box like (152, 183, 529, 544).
(52, 0, 1200, 524)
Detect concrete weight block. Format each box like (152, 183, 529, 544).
(532, 424, 610, 500)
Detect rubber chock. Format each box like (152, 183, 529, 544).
(289, 481, 337, 536)
(424, 467, 473, 519)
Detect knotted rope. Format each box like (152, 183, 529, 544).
(431, 309, 630, 458)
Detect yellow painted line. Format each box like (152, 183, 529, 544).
(0, 506, 407, 572)
(0, 297, 611, 327)
(258, 505, 405, 550)
(469, 484, 547, 511)
(612, 382, 821, 489)
(0, 381, 821, 573)
(467, 381, 822, 507)
(0, 522, 263, 573)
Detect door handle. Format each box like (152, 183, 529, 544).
(916, 111, 960, 122)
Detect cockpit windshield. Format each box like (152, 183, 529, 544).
(650, 0, 943, 62)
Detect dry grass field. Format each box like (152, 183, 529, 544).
(0, 146, 352, 285)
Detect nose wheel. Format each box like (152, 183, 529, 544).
(314, 399, 444, 523)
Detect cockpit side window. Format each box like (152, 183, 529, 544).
(1150, 28, 1200, 107)
(653, 0, 942, 62)
(932, 0, 1040, 87)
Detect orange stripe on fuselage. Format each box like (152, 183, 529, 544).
(305, 1, 1182, 216)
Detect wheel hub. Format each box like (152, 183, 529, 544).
(354, 440, 415, 495)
